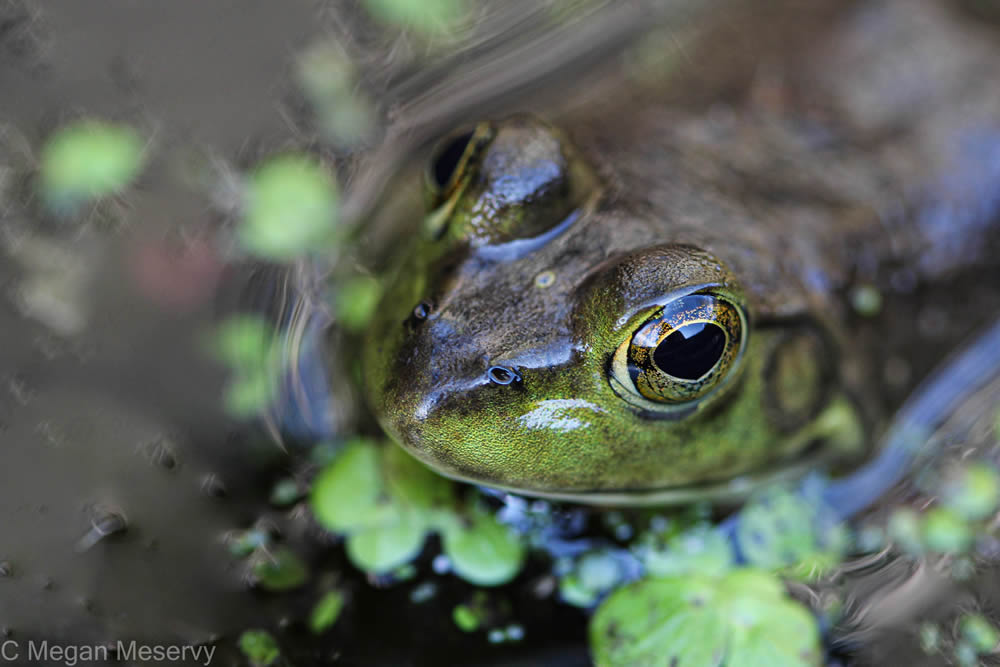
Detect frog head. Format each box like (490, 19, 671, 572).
(363, 115, 864, 505)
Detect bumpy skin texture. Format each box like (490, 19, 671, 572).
(364, 0, 1000, 502)
(364, 115, 850, 501)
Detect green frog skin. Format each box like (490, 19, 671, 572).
(362, 0, 1000, 504)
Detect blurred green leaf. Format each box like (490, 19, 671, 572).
(960, 613, 1000, 653)
(364, 0, 467, 34)
(560, 572, 600, 608)
(559, 551, 626, 608)
(942, 463, 1000, 521)
(737, 488, 846, 578)
(453, 604, 481, 632)
(270, 478, 304, 507)
(251, 546, 309, 592)
(638, 524, 733, 578)
(212, 316, 282, 417)
(590, 569, 820, 667)
(383, 441, 454, 510)
(346, 513, 428, 574)
(310, 590, 346, 634)
(888, 508, 924, 554)
(849, 284, 883, 317)
(239, 630, 280, 667)
(311, 439, 396, 532)
(295, 43, 375, 147)
(39, 120, 144, 208)
(241, 154, 339, 260)
(214, 316, 276, 367)
(442, 509, 525, 586)
(335, 275, 383, 332)
(922, 507, 973, 554)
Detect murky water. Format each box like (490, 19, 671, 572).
(3, 1, 1000, 665)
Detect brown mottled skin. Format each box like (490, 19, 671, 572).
(363, 0, 1000, 504)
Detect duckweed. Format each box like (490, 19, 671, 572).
(453, 603, 481, 632)
(269, 478, 304, 507)
(251, 546, 309, 592)
(295, 43, 374, 147)
(636, 524, 733, 578)
(942, 462, 1000, 521)
(363, 0, 467, 34)
(311, 440, 525, 583)
(238, 630, 280, 667)
(335, 275, 383, 332)
(310, 590, 346, 634)
(440, 509, 525, 587)
(921, 507, 974, 554)
(345, 514, 428, 574)
(212, 315, 282, 417)
(737, 487, 847, 579)
(240, 154, 339, 260)
(39, 120, 145, 210)
(559, 551, 627, 608)
(959, 613, 1000, 653)
(590, 569, 821, 667)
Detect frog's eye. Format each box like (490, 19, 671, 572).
(427, 130, 475, 192)
(611, 293, 745, 406)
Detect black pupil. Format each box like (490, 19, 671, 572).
(653, 322, 726, 380)
(432, 131, 474, 188)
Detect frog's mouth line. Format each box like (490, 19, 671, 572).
(451, 395, 866, 507)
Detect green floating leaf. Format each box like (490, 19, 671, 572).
(223, 370, 280, 418)
(270, 478, 304, 507)
(638, 524, 733, 578)
(453, 603, 481, 632)
(239, 630, 280, 667)
(295, 43, 374, 147)
(919, 622, 942, 654)
(311, 439, 396, 533)
(335, 275, 383, 332)
(213, 316, 276, 367)
(310, 590, 346, 634)
(251, 546, 309, 592)
(560, 573, 600, 608)
(590, 569, 820, 667)
(212, 316, 282, 418)
(943, 463, 1000, 521)
(737, 488, 846, 578)
(849, 284, 883, 317)
(382, 441, 453, 511)
(960, 613, 1000, 653)
(364, 0, 467, 34)
(888, 508, 924, 554)
(346, 513, 428, 574)
(311, 441, 460, 576)
(560, 551, 626, 608)
(921, 507, 973, 554)
(40, 120, 144, 208)
(227, 529, 270, 558)
(577, 552, 624, 592)
(241, 154, 339, 260)
(442, 510, 524, 586)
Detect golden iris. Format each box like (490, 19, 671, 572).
(612, 293, 745, 407)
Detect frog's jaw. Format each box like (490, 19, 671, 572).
(368, 319, 867, 503)
(398, 394, 865, 507)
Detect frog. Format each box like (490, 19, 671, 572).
(362, 0, 1000, 507)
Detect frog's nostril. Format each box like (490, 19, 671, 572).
(412, 302, 431, 320)
(487, 365, 521, 385)
(431, 131, 474, 189)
